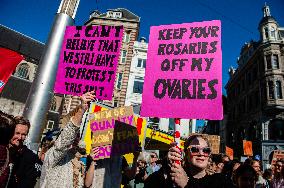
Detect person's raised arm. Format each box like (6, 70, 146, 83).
(85, 147, 100, 187)
(45, 91, 96, 167)
(168, 143, 189, 188)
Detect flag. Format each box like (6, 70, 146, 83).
(0, 47, 23, 92)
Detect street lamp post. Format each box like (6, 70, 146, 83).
(23, 0, 80, 151)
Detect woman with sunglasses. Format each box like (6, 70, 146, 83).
(167, 134, 232, 188)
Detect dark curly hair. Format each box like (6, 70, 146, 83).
(234, 164, 257, 185)
(0, 111, 16, 145)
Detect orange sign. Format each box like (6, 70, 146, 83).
(243, 140, 253, 156)
(225, 146, 234, 160)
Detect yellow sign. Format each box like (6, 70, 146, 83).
(84, 103, 147, 156)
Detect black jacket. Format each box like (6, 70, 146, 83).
(145, 167, 235, 188)
(8, 146, 42, 188)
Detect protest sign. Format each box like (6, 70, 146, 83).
(226, 146, 234, 160)
(141, 20, 222, 119)
(89, 106, 140, 160)
(145, 129, 220, 154)
(54, 25, 123, 99)
(206, 135, 220, 154)
(84, 103, 147, 155)
(271, 150, 284, 165)
(243, 140, 253, 156)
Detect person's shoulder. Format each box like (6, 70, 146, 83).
(204, 173, 235, 188)
(22, 146, 36, 157)
(201, 173, 226, 183)
(22, 146, 42, 163)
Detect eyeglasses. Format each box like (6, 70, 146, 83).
(187, 146, 211, 156)
(150, 155, 157, 158)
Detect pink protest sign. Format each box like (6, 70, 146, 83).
(141, 20, 223, 120)
(54, 25, 123, 100)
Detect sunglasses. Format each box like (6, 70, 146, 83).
(187, 146, 211, 156)
(150, 155, 157, 158)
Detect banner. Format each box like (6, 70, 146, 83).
(243, 140, 253, 156)
(0, 47, 23, 92)
(141, 20, 222, 119)
(225, 146, 234, 160)
(54, 25, 123, 100)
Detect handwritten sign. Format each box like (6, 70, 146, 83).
(89, 106, 139, 160)
(145, 129, 220, 154)
(83, 103, 147, 155)
(243, 140, 253, 156)
(54, 25, 123, 99)
(271, 150, 284, 165)
(141, 20, 222, 119)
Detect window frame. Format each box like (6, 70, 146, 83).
(116, 73, 123, 89)
(121, 50, 127, 64)
(17, 63, 29, 79)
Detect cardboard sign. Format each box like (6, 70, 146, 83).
(243, 140, 253, 156)
(226, 146, 234, 160)
(271, 150, 284, 165)
(141, 20, 222, 119)
(54, 25, 123, 99)
(206, 135, 220, 154)
(83, 103, 147, 155)
(89, 106, 139, 160)
(145, 129, 220, 154)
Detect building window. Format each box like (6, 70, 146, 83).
(137, 58, 146, 68)
(272, 55, 279, 69)
(113, 100, 118, 107)
(264, 27, 269, 39)
(107, 11, 113, 18)
(241, 79, 245, 91)
(247, 73, 252, 86)
(248, 94, 253, 110)
(269, 119, 284, 140)
(17, 63, 29, 79)
(252, 67, 257, 81)
(46, 120, 54, 130)
(268, 81, 274, 99)
(123, 32, 130, 43)
(133, 79, 144, 94)
(276, 81, 283, 99)
(114, 12, 122, 18)
(50, 97, 57, 111)
(266, 55, 272, 69)
(271, 27, 276, 38)
(254, 90, 259, 107)
(121, 50, 127, 63)
(169, 118, 175, 131)
(116, 73, 123, 89)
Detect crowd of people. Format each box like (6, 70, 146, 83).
(0, 91, 283, 188)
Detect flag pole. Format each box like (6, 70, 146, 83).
(23, 0, 80, 151)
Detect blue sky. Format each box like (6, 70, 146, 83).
(1, 0, 284, 96)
